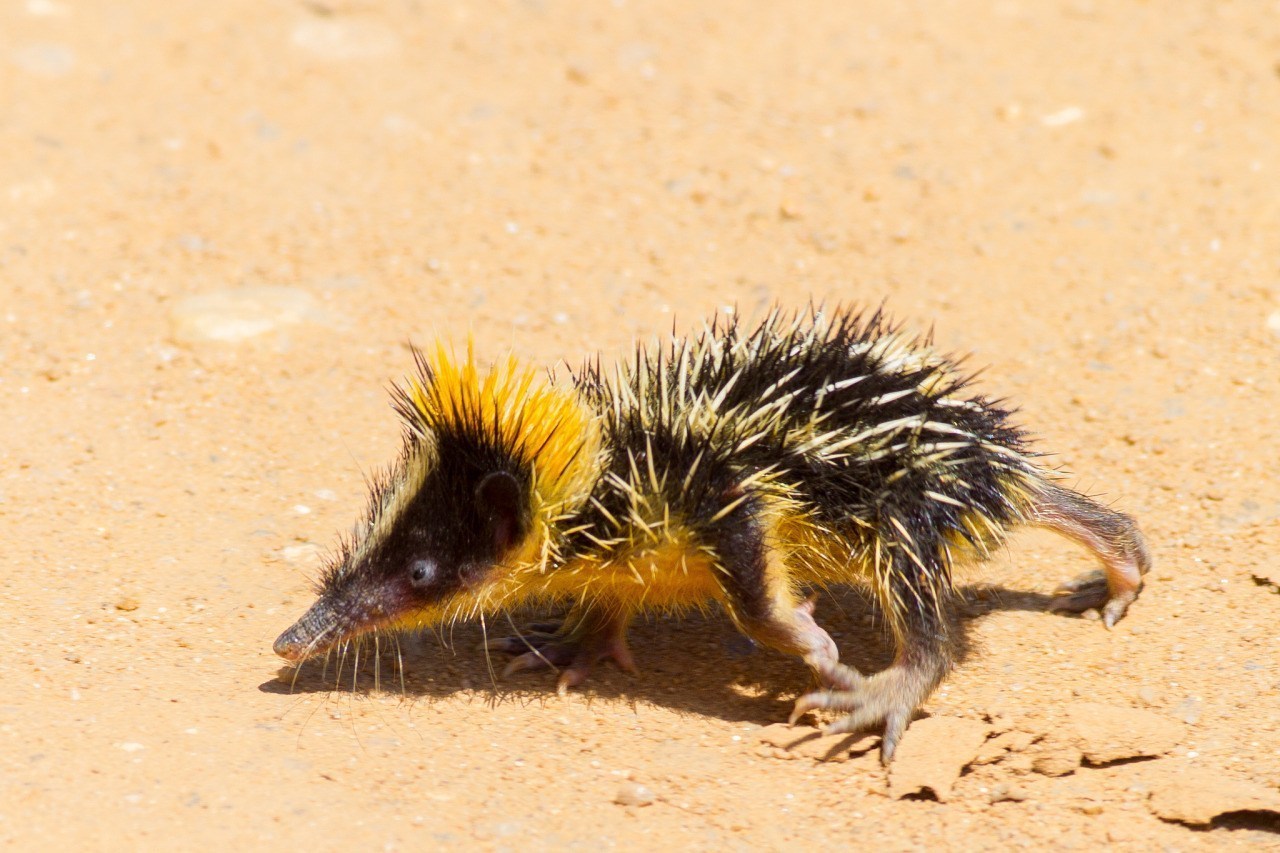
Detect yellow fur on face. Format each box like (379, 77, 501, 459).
(403, 341, 605, 568)
(405, 342, 603, 515)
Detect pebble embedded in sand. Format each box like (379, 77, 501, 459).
(7, 177, 56, 204)
(613, 782, 654, 807)
(1041, 106, 1085, 127)
(990, 782, 1029, 804)
(290, 20, 401, 61)
(169, 286, 334, 345)
(10, 43, 75, 76)
(279, 544, 323, 568)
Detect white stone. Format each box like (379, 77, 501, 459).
(290, 20, 400, 60)
(1041, 106, 1085, 127)
(169, 286, 334, 344)
(11, 43, 75, 76)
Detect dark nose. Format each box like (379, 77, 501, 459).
(273, 600, 340, 661)
(273, 627, 306, 661)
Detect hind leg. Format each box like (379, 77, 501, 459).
(1032, 482, 1151, 627)
(790, 542, 956, 764)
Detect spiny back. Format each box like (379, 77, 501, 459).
(567, 306, 1039, 562)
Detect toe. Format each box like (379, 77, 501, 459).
(1048, 570, 1110, 614)
(788, 693, 825, 725)
(605, 637, 637, 674)
(1101, 591, 1138, 628)
(556, 666, 590, 695)
(502, 650, 556, 677)
(1053, 568, 1106, 594)
(485, 636, 530, 654)
(820, 707, 879, 737)
(878, 708, 912, 765)
(814, 660, 863, 691)
(789, 689, 860, 725)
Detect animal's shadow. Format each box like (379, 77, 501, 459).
(259, 583, 1070, 726)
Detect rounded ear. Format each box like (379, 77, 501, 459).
(475, 471, 525, 553)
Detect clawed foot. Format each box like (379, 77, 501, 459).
(789, 660, 930, 764)
(487, 616, 636, 694)
(1047, 569, 1139, 628)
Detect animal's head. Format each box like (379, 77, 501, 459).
(273, 344, 600, 663)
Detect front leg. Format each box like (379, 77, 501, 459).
(712, 506, 843, 685)
(488, 603, 636, 694)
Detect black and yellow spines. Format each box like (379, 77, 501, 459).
(559, 307, 1046, 643)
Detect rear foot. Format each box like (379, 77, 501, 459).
(489, 612, 635, 694)
(790, 659, 936, 764)
(1031, 482, 1150, 629)
(1047, 569, 1139, 628)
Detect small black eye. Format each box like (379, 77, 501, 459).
(409, 559, 437, 588)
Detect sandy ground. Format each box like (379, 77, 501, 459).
(3, 0, 1279, 849)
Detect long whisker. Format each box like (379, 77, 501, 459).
(503, 611, 560, 674)
(287, 623, 336, 693)
(351, 640, 362, 693)
(334, 640, 349, 690)
(479, 612, 498, 692)
(394, 634, 407, 696)
(295, 691, 325, 751)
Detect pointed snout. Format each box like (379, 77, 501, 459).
(273, 599, 344, 662)
(272, 626, 308, 662)
(273, 581, 409, 662)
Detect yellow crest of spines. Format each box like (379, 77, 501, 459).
(403, 340, 603, 545)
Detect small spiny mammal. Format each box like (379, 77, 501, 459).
(274, 306, 1150, 762)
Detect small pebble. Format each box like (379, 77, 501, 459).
(1041, 106, 1085, 127)
(990, 782, 1028, 803)
(114, 597, 139, 612)
(1175, 697, 1203, 725)
(614, 782, 655, 807)
(290, 20, 400, 60)
(169, 286, 333, 345)
(11, 43, 75, 76)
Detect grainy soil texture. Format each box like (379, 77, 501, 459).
(3, 1, 1280, 850)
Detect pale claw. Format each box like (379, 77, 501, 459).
(788, 660, 864, 724)
(1048, 569, 1140, 628)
